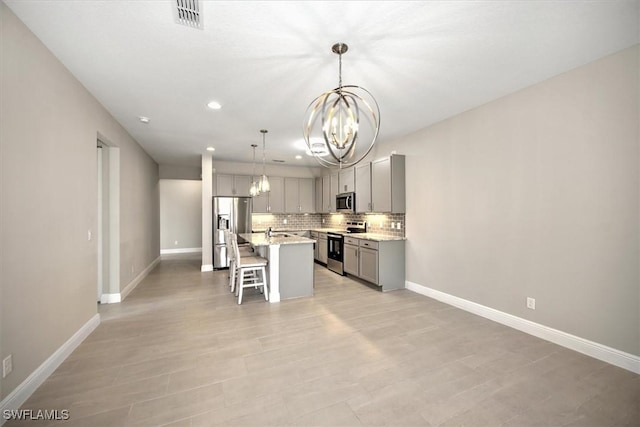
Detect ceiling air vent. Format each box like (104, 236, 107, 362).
(174, 0, 203, 30)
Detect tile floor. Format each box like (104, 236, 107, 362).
(8, 253, 639, 426)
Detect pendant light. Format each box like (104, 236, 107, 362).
(258, 129, 270, 192)
(249, 144, 260, 197)
(303, 42, 380, 168)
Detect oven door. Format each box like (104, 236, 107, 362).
(327, 233, 344, 275)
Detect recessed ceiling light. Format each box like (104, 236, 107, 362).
(207, 101, 222, 110)
(206, 146, 215, 152)
(295, 155, 302, 160)
(139, 116, 150, 123)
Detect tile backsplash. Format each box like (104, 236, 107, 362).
(321, 213, 406, 238)
(252, 212, 405, 238)
(252, 213, 323, 231)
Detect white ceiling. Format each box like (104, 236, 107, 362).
(6, 0, 639, 168)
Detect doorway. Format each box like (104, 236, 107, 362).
(97, 139, 120, 303)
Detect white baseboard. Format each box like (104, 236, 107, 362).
(0, 314, 100, 425)
(405, 281, 640, 375)
(99, 293, 121, 304)
(160, 247, 202, 255)
(120, 256, 160, 301)
(201, 264, 213, 272)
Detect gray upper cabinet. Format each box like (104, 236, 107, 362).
(252, 191, 269, 213)
(321, 173, 340, 212)
(330, 172, 339, 211)
(315, 177, 323, 214)
(284, 177, 299, 213)
(355, 163, 372, 213)
(251, 176, 284, 213)
(338, 168, 355, 193)
(371, 154, 405, 213)
(284, 177, 315, 213)
(215, 174, 251, 197)
(267, 176, 285, 213)
(299, 178, 314, 213)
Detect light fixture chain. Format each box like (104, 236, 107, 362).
(338, 50, 343, 90)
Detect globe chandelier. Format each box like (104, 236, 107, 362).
(303, 43, 380, 168)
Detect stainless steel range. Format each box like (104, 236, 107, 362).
(327, 221, 367, 275)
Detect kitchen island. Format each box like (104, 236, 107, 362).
(238, 233, 315, 303)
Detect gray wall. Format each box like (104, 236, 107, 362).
(159, 164, 202, 180)
(375, 45, 640, 356)
(160, 180, 202, 251)
(0, 2, 160, 399)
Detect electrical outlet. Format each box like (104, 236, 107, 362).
(397, 223, 402, 229)
(174, 240, 178, 245)
(3, 354, 12, 378)
(322, 218, 325, 224)
(87, 230, 92, 241)
(526, 297, 536, 310)
(283, 219, 287, 224)
(391, 222, 395, 229)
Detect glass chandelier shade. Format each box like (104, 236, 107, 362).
(303, 43, 380, 168)
(258, 129, 270, 192)
(249, 144, 260, 197)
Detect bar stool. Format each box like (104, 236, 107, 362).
(224, 230, 253, 293)
(232, 234, 268, 304)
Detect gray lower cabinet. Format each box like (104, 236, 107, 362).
(345, 238, 405, 291)
(358, 247, 379, 284)
(344, 242, 359, 276)
(311, 231, 328, 264)
(318, 234, 328, 264)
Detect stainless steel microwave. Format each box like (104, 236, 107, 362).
(336, 192, 355, 212)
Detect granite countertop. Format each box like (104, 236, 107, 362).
(349, 233, 406, 242)
(250, 228, 405, 241)
(239, 233, 315, 247)
(311, 229, 405, 241)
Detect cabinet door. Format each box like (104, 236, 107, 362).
(338, 168, 355, 193)
(344, 244, 359, 276)
(355, 163, 372, 213)
(329, 172, 339, 211)
(371, 157, 391, 212)
(359, 247, 379, 285)
(284, 177, 300, 213)
(233, 175, 252, 197)
(318, 237, 328, 263)
(216, 174, 235, 196)
(299, 178, 314, 213)
(267, 176, 285, 213)
(252, 192, 269, 213)
(315, 177, 323, 214)
(322, 175, 331, 212)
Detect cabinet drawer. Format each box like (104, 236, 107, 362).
(359, 239, 379, 250)
(344, 237, 360, 246)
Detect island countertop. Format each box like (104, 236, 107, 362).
(238, 233, 315, 247)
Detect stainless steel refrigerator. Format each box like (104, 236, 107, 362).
(213, 196, 252, 269)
